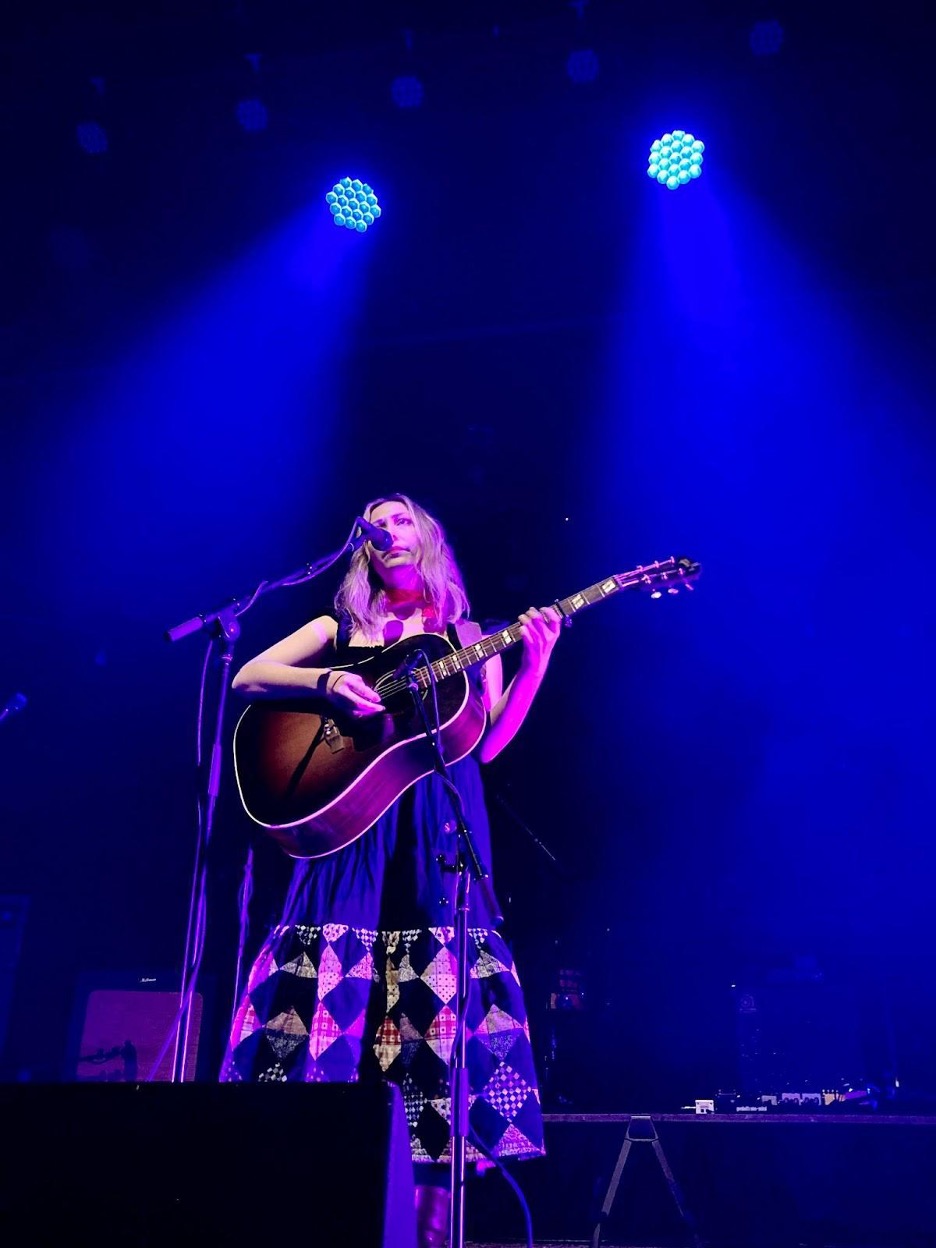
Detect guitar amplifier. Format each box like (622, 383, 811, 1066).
(66, 971, 209, 1083)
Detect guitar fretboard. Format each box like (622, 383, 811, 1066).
(414, 574, 633, 688)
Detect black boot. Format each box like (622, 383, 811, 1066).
(414, 1183, 450, 1248)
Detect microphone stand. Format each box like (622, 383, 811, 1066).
(161, 520, 372, 1083)
(403, 657, 488, 1248)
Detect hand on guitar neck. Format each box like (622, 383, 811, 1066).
(514, 606, 563, 678)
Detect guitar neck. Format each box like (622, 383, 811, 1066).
(416, 574, 626, 687)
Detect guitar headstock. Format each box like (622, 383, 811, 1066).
(615, 556, 701, 597)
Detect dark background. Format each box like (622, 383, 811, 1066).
(1, 0, 935, 1111)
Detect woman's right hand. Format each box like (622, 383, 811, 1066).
(325, 670, 385, 717)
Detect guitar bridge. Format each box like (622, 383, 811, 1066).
(321, 717, 346, 754)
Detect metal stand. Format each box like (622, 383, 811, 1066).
(403, 658, 488, 1248)
(168, 610, 239, 1083)
(448, 835, 477, 1248)
(590, 1115, 703, 1248)
(161, 517, 375, 1082)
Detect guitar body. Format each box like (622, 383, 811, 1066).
(232, 632, 487, 859)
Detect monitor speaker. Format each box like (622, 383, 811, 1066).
(0, 1081, 417, 1248)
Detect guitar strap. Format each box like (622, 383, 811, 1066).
(451, 617, 481, 648)
(335, 609, 354, 648)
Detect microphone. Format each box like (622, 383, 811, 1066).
(0, 692, 27, 725)
(393, 650, 426, 681)
(352, 516, 393, 552)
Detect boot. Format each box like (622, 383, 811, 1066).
(414, 1182, 450, 1248)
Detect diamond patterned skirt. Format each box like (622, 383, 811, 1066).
(221, 921, 545, 1164)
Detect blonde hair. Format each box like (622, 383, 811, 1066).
(334, 493, 470, 641)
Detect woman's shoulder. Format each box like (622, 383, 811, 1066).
(304, 612, 340, 641)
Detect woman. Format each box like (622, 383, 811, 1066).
(221, 493, 561, 1247)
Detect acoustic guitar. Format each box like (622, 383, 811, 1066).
(232, 556, 700, 858)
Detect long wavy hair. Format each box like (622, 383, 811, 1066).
(334, 493, 470, 640)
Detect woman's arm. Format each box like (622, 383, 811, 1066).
(231, 615, 340, 698)
(231, 615, 386, 716)
(476, 607, 562, 763)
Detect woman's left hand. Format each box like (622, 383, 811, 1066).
(517, 606, 562, 677)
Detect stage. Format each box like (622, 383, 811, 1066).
(2, 1084, 935, 1247)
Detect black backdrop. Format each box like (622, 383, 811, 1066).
(1, 2, 935, 1110)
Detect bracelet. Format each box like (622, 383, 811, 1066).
(326, 670, 347, 695)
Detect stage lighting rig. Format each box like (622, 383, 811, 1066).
(76, 120, 108, 155)
(235, 53, 268, 134)
(566, 49, 599, 83)
(647, 130, 705, 189)
(235, 98, 268, 133)
(750, 20, 784, 56)
(391, 75, 424, 108)
(326, 178, 382, 233)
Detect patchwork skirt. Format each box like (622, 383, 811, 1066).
(221, 920, 545, 1164)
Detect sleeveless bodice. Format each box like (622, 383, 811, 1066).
(278, 613, 501, 931)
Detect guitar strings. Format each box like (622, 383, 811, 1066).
(371, 562, 694, 702)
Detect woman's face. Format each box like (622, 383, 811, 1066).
(367, 500, 422, 585)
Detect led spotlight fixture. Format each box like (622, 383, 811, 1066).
(326, 177, 382, 233)
(391, 75, 424, 108)
(76, 120, 108, 155)
(235, 98, 268, 133)
(750, 19, 784, 55)
(566, 49, 599, 84)
(647, 130, 704, 190)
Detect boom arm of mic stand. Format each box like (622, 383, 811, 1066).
(163, 546, 350, 644)
(160, 532, 357, 1083)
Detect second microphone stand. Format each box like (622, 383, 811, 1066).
(403, 656, 488, 1248)
(161, 519, 377, 1083)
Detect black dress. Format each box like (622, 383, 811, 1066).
(221, 619, 546, 1167)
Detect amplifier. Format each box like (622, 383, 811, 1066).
(66, 971, 208, 1083)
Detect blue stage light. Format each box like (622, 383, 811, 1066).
(325, 177, 382, 233)
(750, 19, 784, 55)
(76, 121, 108, 155)
(566, 49, 599, 84)
(391, 76, 424, 108)
(646, 130, 705, 190)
